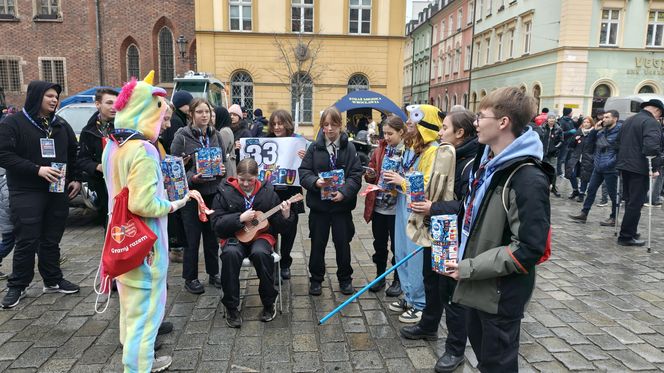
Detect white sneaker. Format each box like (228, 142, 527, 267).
(388, 298, 408, 312)
(151, 355, 172, 372)
(399, 308, 422, 323)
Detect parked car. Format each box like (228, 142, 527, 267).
(172, 71, 228, 109)
(55, 103, 99, 211)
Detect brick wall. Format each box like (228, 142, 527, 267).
(0, 0, 194, 107)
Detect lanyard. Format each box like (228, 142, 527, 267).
(463, 158, 491, 230)
(22, 108, 53, 138)
(401, 149, 419, 171)
(198, 134, 209, 148)
(97, 115, 111, 137)
(244, 194, 256, 210)
(328, 143, 337, 169)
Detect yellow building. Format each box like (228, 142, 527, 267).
(195, 0, 406, 137)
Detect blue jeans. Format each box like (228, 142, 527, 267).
(0, 232, 14, 264)
(568, 164, 588, 194)
(583, 170, 618, 218)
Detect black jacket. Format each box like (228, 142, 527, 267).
(0, 81, 79, 192)
(161, 108, 188, 154)
(565, 131, 594, 182)
(266, 133, 305, 214)
(77, 111, 114, 187)
(299, 132, 363, 213)
(541, 124, 562, 157)
(210, 178, 295, 240)
(559, 116, 577, 143)
(616, 110, 663, 174)
(430, 136, 479, 216)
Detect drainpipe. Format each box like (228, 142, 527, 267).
(467, 0, 478, 110)
(409, 33, 415, 104)
(427, 19, 433, 105)
(94, 0, 104, 85)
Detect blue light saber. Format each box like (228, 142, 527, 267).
(318, 246, 424, 325)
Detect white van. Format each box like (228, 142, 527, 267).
(603, 94, 664, 120)
(172, 71, 228, 108)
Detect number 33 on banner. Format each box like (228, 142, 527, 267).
(243, 140, 278, 165)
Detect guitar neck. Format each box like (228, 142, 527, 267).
(256, 194, 302, 223)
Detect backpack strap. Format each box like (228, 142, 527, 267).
(501, 162, 536, 214)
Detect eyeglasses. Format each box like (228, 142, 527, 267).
(476, 113, 499, 122)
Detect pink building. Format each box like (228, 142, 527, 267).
(429, 0, 474, 111)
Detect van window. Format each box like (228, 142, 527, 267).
(630, 100, 641, 114)
(208, 83, 223, 108)
(174, 82, 206, 99)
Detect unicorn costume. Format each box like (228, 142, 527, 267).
(102, 71, 185, 372)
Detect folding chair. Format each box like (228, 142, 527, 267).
(238, 236, 283, 313)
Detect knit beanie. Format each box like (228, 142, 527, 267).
(228, 104, 243, 118)
(172, 91, 193, 110)
(563, 107, 572, 116)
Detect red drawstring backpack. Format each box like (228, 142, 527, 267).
(95, 187, 157, 312)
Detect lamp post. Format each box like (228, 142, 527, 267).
(176, 35, 188, 61)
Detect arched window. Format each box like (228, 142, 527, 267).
(126, 45, 140, 80)
(470, 92, 477, 112)
(443, 95, 449, 111)
(452, 94, 457, 107)
(532, 84, 542, 111)
(347, 74, 369, 93)
(462, 93, 468, 108)
(639, 85, 655, 94)
(592, 83, 612, 114)
(292, 72, 313, 123)
(230, 71, 253, 113)
(158, 27, 174, 83)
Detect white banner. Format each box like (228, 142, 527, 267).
(239, 137, 308, 186)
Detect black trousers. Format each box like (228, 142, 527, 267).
(92, 183, 109, 229)
(220, 238, 278, 309)
(467, 308, 521, 373)
(371, 212, 398, 280)
(168, 210, 187, 248)
(419, 246, 467, 356)
(180, 195, 219, 281)
(279, 214, 298, 269)
(619, 170, 649, 240)
(7, 191, 67, 289)
(308, 210, 354, 284)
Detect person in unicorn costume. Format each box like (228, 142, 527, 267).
(102, 71, 189, 372)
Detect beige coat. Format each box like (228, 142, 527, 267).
(406, 143, 456, 246)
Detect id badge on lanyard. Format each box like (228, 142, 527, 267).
(40, 138, 56, 158)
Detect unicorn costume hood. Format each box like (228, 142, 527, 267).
(113, 71, 167, 142)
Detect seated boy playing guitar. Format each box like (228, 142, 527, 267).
(211, 158, 295, 328)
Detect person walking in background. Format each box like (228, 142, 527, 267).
(265, 109, 306, 280)
(250, 108, 268, 137)
(557, 107, 577, 176)
(171, 98, 226, 294)
(363, 115, 406, 296)
(541, 115, 562, 197)
(569, 110, 622, 226)
(566, 116, 595, 202)
(616, 99, 663, 246)
(228, 104, 251, 163)
(299, 106, 363, 296)
(534, 107, 549, 126)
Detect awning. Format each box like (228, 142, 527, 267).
(333, 90, 407, 121)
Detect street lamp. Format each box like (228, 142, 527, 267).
(176, 35, 188, 60)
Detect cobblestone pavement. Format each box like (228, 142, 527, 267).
(1, 181, 664, 372)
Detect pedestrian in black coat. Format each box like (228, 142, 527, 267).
(299, 107, 363, 296)
(565, 116, 595, 201)
(541, 115, 562, 196)
(616, 100, 664, 246)
(0, 81, 82, 308)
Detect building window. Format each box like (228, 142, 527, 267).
(349, 0, 371, 35)
(647, 11, 664, 48)
(496, 33, 503, 61)
(230, 0, 252, 31)
(592, 83, 612, 113)
(523, 21, 532, 54)
(0, 0, 16, 17)
(36, 0, 59, 18)
(475, 41, 481, 67)
(486, 0, 492, 16)
(457, 9, 463, 30)
(600, 9, 619, 46)
(462, 93, 468, 108)
(454, 49, 461, 73)
(477, 0, 483, 20)
(441, 21, 445, 39)
(464, 45, 471, 70)
(292, 0, 313, 33)
(158, 27, 174, 83)
(231, 71, 254, 113)
(467, 1, 474, 24)
(126, 45, 140, 79)
(507, 29, 515, 58)
(485, 37, 491, 64)
(447, 54, 452, 75)
(0, 57, 21, 92)
(348, 74, 369, 93)
(439, 55, 444, 78)
(39, 58, 65, 93)
(448, 15, 453, 35)
(639, 85, 656, 94)
(291, 72, 312, 123)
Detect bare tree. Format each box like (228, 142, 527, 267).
(269, 33, 328, 130)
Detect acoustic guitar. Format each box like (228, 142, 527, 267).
(235, 193, 304, 244)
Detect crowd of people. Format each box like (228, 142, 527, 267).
(5, 77, 661, 373)
(531, 101, 663, 246)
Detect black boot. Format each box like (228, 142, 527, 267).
(576, 194, 585, 203)
(568, 190, 579, 199)
(386, 280, 402, 297)
(369, 264, 386, 293)
(569, 211, 587, 223)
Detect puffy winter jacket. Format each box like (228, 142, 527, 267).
(591, 123, 621, 173)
